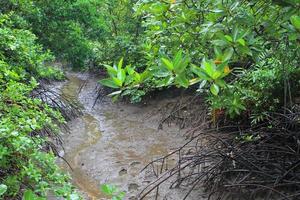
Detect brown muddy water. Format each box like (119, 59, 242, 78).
(56, 73, 203, 200)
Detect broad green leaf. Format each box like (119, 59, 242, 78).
(210, 84, 219, 96)
(215, 79, 226, 87)
(125, 75, 134, 85)
(23, 190, 35, 200)
(289, 33, 298, 41)
(223, 48, 234, 61)
(174, 56, 190, 74)
(224, 35, 233, 42)
(140, 70, 151, 81)
(191, 64, 210, 80)
(237, 38, 246, 46)
(212, 39, 228, 46)
(106, 66, 118, 77)
(99, 78, 119, 89)
(118, 58, 124, 71)
(117, 69, 126, 84)
(175, 74, 189, 88)
(112, 77, 123, 87)
(233, 28, 239, 42)
(161, 58, 174, 71)
(126, 66, 135, 75)
(212, 71, 222, 79)
(0, 184, 7, 196)
(291, 15, 300, 30)
(238, 45, 252, 56)
(214, 47, 222, 58)
(202, 60, 215, 78)
(133, 72, 141, 82)
(173, 50, 182, 69)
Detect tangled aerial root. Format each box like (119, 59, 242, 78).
(30, 83, 82, 160)
(158, 95, 207, 130)
(31, 84, 82, 121)
(140, 107, 300, 200)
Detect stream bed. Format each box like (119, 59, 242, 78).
(56, 73, 200, 200)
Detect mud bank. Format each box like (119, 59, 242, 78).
(57, 72, 203, 200)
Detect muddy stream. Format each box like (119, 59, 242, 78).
(56, 73, 200, 200)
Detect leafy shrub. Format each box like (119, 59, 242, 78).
(0, 14, 78, 199)
(100, 0, 300, 121)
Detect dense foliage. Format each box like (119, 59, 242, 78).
(0, 0, 299, 199)
(99, 0, 300, 123)
(0, 0, 141, 69)
(0, 12, 79, 200)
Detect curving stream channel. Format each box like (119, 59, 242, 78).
(56, 73, 192, 200)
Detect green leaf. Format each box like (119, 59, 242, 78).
(202, 60, 215, 78)
(214, 47, 222, 57)
(291, 15, 300, 30)
(174, 56, 190, 74)
(161, 57, 174, 71)
(212, 71, 222, 79)
(118, 58, 124, 71)
(175, 74, 189, 88)
(112, 77, 123, 87)
(215, 79, 226, 88)
(126, 66, 135, 75)
(140, 70, 151, 82)
(117, 69, 126, 84)
(0, 184, 7, 196)
(212, 39, 228, 46)
(101, 184, 114, 195)
(237, 38, 246, 46)
(191, 64, 210, 80)
(23, 190, 35, 200)
(233, 28, 239, 42)
(210, 84, 219, 96)
(173, 50, 182, 69)
(105, 65, 117, 77)
(99, 78, 119, 89)
(224, 35, 233, 42)
(223, 47, 234, 61)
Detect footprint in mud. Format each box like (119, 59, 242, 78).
(130, 161, 141, 167)
(119, 168, 127, 176)
(128, 183, 139, 192)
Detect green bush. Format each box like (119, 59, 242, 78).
(100, 0, 300, 121)
(0, 14, 78, 199)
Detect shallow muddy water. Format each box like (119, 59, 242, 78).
(57, 73, 202, 200)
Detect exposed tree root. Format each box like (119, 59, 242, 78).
(30, 83, 83, 157)
(31, 84, 82, 121)
(158, 95, 208, 130)
(140, 107, 300, 200)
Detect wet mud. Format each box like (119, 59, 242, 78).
(57, 73, 202, 200)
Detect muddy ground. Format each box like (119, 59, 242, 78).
(54, 72, 205, 200)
